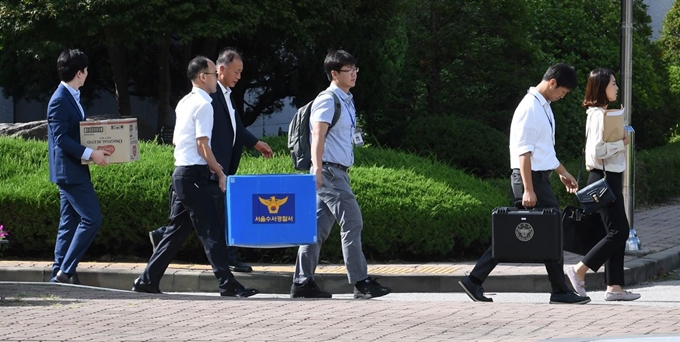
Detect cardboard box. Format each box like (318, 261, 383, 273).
(79, 118, 139, 164)
(226, 174, 317, 248)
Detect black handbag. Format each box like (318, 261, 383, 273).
(575, 149, 616, 214)
(575, 175, 615, 214)
(562, 205, 607, 256)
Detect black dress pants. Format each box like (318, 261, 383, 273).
(469, 169, 571, 294)
(155, 181, 241, 261)
(138, 165, 237, 295)
(581, 170, 628, 286)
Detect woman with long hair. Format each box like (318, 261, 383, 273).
(565, 68, 640, 301)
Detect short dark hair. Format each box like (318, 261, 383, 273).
(583, 68, 615, 108)
(216, 47, 242, 67)
(542, 63, 577, 90)
(56, 49, 88, 82)
(187, 55, 211, 80)
(324, 50, 357, 81)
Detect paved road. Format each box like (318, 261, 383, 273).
(2, 200, 679, 341)
(227, 280, 680, 308)
(1, 276, 679, 342)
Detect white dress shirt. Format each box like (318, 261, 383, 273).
(585, 106, 626, 172)
(172, 87, 214, 166)
(61, 81, 92, 161)
(509, 87, 560, 171)
(218, 82, 237, 147)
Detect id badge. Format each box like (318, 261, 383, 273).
(353, 128, 365, 147)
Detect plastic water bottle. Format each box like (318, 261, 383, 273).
(625, 228, 641, 251)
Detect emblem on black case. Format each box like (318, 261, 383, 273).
(515, 222, 534, 242)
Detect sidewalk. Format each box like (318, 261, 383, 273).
(1, 200, 679, 294)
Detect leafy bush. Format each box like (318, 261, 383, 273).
(400, 115, 510, 179)
(0, 137, 173, 262)
(0, 135, 508, 263)
(635, 138, 680, 205)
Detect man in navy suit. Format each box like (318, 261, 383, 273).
(148, 48, 272, 272)
(47, 49, 110, 283)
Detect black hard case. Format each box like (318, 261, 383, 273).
(491, 207, 563, 263)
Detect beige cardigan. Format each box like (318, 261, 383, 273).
(584, 106, 626, 173)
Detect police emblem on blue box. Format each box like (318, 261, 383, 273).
(252, 194, 295, 224)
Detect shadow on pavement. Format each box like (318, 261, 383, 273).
(0, 282, 313, 302)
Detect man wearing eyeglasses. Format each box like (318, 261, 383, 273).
(290, 50, 391, 299)
(148, 48, 273, 273)
(132, 56, 258, 298)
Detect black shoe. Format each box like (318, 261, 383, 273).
(458, 276, 493, 302)
(290, 279, 332, 298)
(54, 270, 71, 284)
(70, 272, 81, 285)
(228, 259, 253, 273)
(149, 230, 163, 252)
(221, 285, 259, 298)
(354, 277, 391, 299)
(549, 291, 591, 304)
(131, 278, 162, 294)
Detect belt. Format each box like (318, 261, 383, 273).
(512, 168, 552, 174)
(322, 162, 350, 173)
(176, 164, 209, 169)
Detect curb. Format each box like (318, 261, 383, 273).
(1, 246, 678, 294)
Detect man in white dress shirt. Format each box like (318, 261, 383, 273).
(133, 56, 258, 297)
(458, 64, 591, 305)
(148, 48, 272, 273)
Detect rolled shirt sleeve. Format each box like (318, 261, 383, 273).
(194, 102, 214, 142)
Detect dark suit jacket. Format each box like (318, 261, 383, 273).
(210, 86, 258, 176)
(47, 83, 90, 185)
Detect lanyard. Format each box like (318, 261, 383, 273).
(530, 94, 554, 145)
(342, 97, 356, 129)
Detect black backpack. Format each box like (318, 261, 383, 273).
(287, 90, 341, 171)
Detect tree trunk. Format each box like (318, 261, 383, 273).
(104, 27, 131, 118)
(157, 32, 171, 134)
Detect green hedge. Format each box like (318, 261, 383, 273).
(400, 115, 510, 179)
(0, 136, 508, 263)
(634, 137, 680, 205)
(0, 137, 174, 261)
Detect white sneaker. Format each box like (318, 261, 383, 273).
(605, 291, 641, 301)
(566, 266, 587, 297)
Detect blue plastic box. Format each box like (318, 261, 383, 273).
(226, 174, 317, 248)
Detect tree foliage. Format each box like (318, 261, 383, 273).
(371, 0, 536, 149)
(0, 0, 403, 137)
(1, 0, 679, 176)
(525, 0, 621, 159)
(525, 0, 678, 156)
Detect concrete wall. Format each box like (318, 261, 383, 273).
(8, 87, 294, 139)
(0, 94, 12, 123)
(245, 96, 296, 138)
(14, 91, 160, 128)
